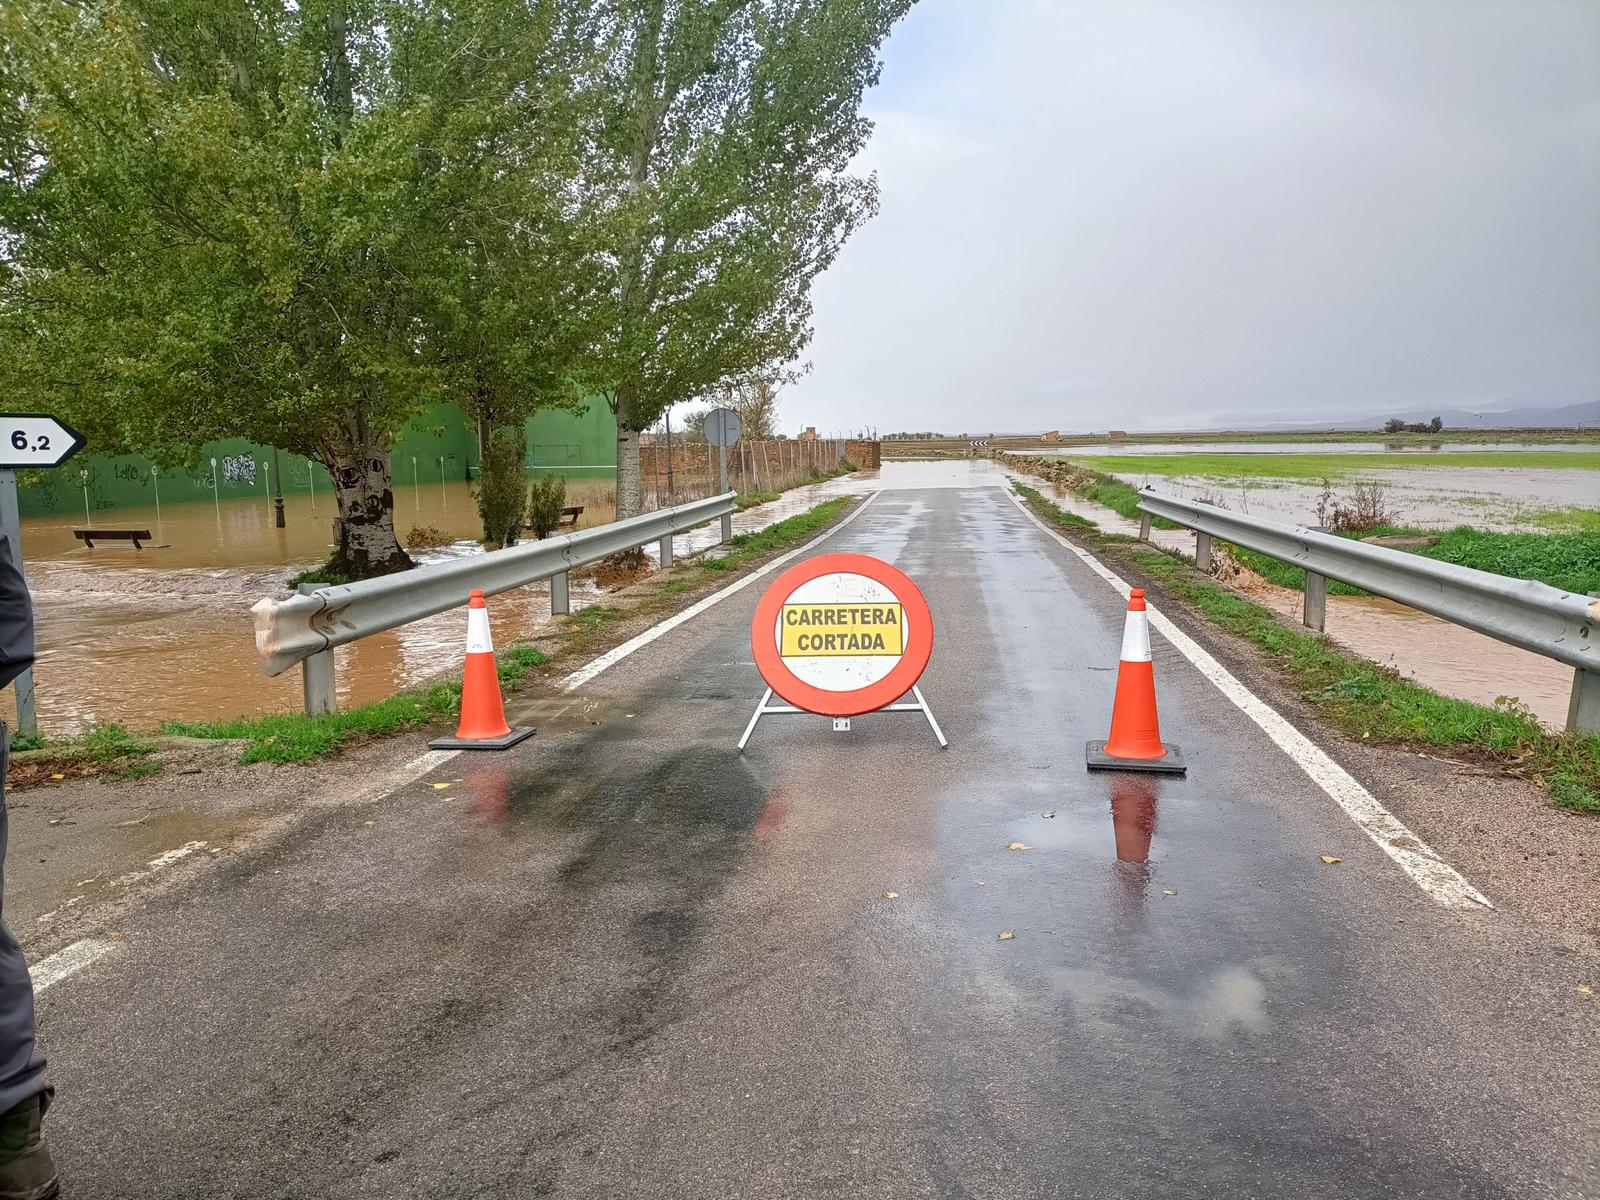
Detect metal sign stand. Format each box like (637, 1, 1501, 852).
(0, 470, 36, 732)
(0, 415, 86, 735)
(737, 685, 947, 752)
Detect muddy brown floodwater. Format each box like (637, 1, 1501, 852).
(3, 469, 896, 735)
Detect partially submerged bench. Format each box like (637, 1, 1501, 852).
(74, 528, 153, 549)
(525, 506, 584, 534)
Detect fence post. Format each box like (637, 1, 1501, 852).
(296, 583, 337, 715)
(1194, 531, 1212, 573)
(1138, 512, 1152, 541)
(1303, 571, 1327, 632)
(659, 534, 674, 568)
(551, 570, 570, 616)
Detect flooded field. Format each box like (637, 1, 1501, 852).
(1025, 441, 1599, 531)
(3, 467, 906, 735)
(1012, 440, 1600, 457)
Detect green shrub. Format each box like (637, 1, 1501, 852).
(526, 474, 568, 539)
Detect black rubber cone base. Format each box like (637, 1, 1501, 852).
(1086, 740, 1187, 775)
(429, 726, 535, 751)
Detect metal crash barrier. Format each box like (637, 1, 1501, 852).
(1136, 488, 1600, 733)
(252, 492, 737, 714)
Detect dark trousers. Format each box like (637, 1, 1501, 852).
(0, 725, 47, 1115)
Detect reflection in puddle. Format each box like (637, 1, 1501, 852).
(466, 767, 512, 827)
(1109, 776, 1159, 865)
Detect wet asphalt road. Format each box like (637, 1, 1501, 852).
(32, 486, 1599, 1198)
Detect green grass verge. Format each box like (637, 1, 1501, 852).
(1530, 507, 1600, 534)
(1227, 525, 1600, 597)
(1059, 450, 1600, 479)
(1013, 484, 1600, 813)
(164, 647, 547, 764)
(9, 723, 160, 781)
(734, 491, 781, 510)
(701, 497, 853, 571)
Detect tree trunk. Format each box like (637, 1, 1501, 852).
(615, 387, 644, 520)
(325, 421, 412, 578)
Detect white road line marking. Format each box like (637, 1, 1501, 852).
(1007, 490, 1491, 910)
(560, 492, 881, 692)
(32, 938, 115, 993)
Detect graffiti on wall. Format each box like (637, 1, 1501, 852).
(222, 455, 258, 484)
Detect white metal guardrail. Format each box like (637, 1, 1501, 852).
(1136, 488, 1600, 733)
(252, 492, 738, 713)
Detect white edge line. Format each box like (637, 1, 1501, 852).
(559, 492, 881, 692)
(1006, 488, 1491, 911)
(33, 937, 116, 993)
(31, 494, 881, 995)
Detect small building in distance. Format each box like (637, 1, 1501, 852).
(1040, 430, 1060, 443)
(797, 426, 818, 441)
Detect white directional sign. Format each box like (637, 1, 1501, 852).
(0, 414, 85, 469)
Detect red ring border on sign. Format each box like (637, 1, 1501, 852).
(750, 552, 934, 718)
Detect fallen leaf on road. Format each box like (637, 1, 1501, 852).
(1320, 855, 1342, 865)
(997, 931, 1015, 941)
(1041, 811, 1056, 819)
(1008, 842, 1031, 851)
(74, 878, 95, 887)
(431, 782, 451, 791)
(49, 773, 64, 781)
(363, 821, 375, 828)
(1163, 889, 1175, 897)
(1578, 985, 1594, 995)
(108, 931, 126, 939)
(882, 891, 898, 900)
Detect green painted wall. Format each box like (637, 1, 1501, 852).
(16, 401, 617, 517)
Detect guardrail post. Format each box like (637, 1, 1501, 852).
(302, 650, 336, 716)
(1138, 512, 1152, 541)
(295, 584, 337, 715)
(1303, 571, 1327, 632)
(551, 570, 570, 616)
(720, 513, 733, 544)
(1194, 531, 1213, 573)
(1568, 668, 1600, 734)
(659, 534, 674, 568)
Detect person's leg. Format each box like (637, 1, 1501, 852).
(0, 726, 55, 1200)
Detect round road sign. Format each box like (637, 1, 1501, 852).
(750, 553, 934, 718)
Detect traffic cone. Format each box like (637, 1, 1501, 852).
(1086, 589, 1186, 774)
(429, 589, 535, 750)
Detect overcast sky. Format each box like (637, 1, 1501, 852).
(780, 0, 1600, 435)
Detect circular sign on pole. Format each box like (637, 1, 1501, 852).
(704, 407, 742, 448)
(751, 553, 934, 718)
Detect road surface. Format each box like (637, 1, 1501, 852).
(29, 482, 1599, 1197)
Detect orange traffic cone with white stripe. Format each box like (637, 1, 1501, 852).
(1086, 589, 1186, 774)
(429, 589, 535, 750)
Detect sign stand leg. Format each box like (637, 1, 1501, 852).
(737, 688, 776, 752)
(738, 685, 949, 752)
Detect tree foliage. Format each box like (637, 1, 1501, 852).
(579, 0, 912, 515)
(0, 0, 596, 574)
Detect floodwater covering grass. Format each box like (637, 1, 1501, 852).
(1013, 483, 1600, 813)
(165, 647, 548, 763)
(1230, 525, 1600, 597)
(1059, 450, 1600, 480)
(1531, 507, 1600, 534)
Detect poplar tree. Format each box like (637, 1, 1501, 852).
(0, 0, 592, 576)
(581, 0, 912, 518)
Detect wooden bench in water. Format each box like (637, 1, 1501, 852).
(74, 528, 154, 549)
(525, 506, 584, 533)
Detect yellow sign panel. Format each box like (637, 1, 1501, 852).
(780, 603, 904, 657)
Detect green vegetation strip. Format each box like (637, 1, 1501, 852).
(165, 648, 547, 764)
(1230, 526, 1600, 598)
(10, 723, 161, 782)
(1013, 484, 1600, 814)
(1059, 450, 1600, 480)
